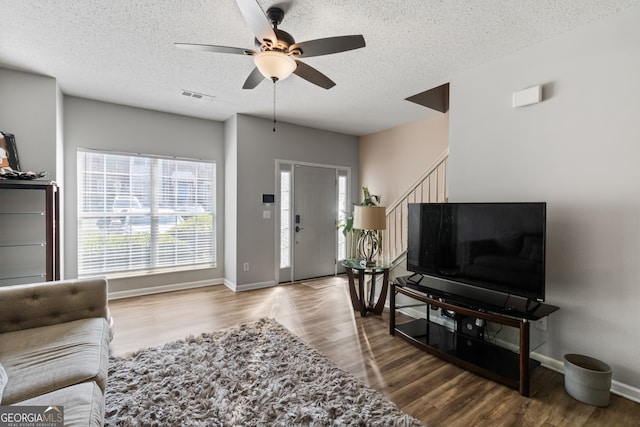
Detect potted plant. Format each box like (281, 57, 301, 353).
(338, 187, 381, 260)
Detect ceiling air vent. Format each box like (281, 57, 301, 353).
(181, 90, 214, 102)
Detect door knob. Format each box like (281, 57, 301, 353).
(295, 226, 304, 232)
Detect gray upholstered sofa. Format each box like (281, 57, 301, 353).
(0, 278, 111, 426)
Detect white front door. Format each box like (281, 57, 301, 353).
(292, 165, 337, 281)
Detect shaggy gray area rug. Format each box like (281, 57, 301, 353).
(106, 318, 424, 426)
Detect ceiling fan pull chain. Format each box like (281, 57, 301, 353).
(272, 77, 277, 132)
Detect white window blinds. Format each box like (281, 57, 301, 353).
(279, 170, 291, 268)
(337, 174, 347, 260)
(77, 150, 216, 276)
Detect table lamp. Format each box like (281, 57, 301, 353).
(353, 205, 386, 267)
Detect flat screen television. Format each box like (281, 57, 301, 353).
(407, 202, 546, 306)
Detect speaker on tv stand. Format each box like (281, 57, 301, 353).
(457, 316, 485, 339)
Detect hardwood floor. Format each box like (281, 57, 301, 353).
(108, 276, 639, 426)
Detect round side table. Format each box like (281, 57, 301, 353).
(342, 259, 390, 317)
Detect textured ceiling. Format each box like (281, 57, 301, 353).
(1, 0, 638, 136)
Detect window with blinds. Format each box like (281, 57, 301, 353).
(77, 150, 216, 276)
(337, 174, 347, 260)
(280, 170, 291, 268)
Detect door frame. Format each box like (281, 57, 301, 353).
(275, 159, 351, 284)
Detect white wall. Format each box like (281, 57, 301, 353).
(449, 5, 640, 397)
(0, 68, 59, 180)
(64, 96, 225, 294)
(224, 115, 238, 287)
(231, 114, 359, 289)
(56, 85, 65, 277)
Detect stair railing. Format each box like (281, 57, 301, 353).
(384, 149, 449, 270)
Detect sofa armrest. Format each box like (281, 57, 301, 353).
(0, 278, 109, 334)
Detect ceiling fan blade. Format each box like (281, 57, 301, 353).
(235, 0, 277, 45)
(242, 67, 265, 89)
(175, 43, 254, 55)
(293, 60, 335, 89)
(292, 35, 365, 58)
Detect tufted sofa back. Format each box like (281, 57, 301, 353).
(0, 278, 109, 333)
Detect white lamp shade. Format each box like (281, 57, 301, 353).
(253, 51, 297, 81)
(353, 206, 386, 230)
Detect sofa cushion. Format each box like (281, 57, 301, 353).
(0, 317, 109, 404)
(0, 361, 7, 403)
(0, 278, 109, 334)
(15, 381, 104, 427)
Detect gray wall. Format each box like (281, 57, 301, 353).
(0, 68, 59, 180)
(231, 114, 359, 289)
(449, 5, 640, 395)
(1, 74, 358, 294)
(63, 96, 225, 293)
(0, 68, 64, 274)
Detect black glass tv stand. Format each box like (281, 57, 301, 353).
(390, 276, 559, 396)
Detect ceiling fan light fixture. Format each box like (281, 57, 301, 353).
(254, 51, 296, 81)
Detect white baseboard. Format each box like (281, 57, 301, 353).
(610, 380, 640, 403)
(223, 279, 277, 292)
(108, 279, 223, 300)
(533, 352, 564, 373)
(223, 278, 236, 291)
(108, 277, 273, 298)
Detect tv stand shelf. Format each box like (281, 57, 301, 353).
(390, 278, 559, 396)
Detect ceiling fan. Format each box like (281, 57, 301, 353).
(175, 0, 366, 90)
